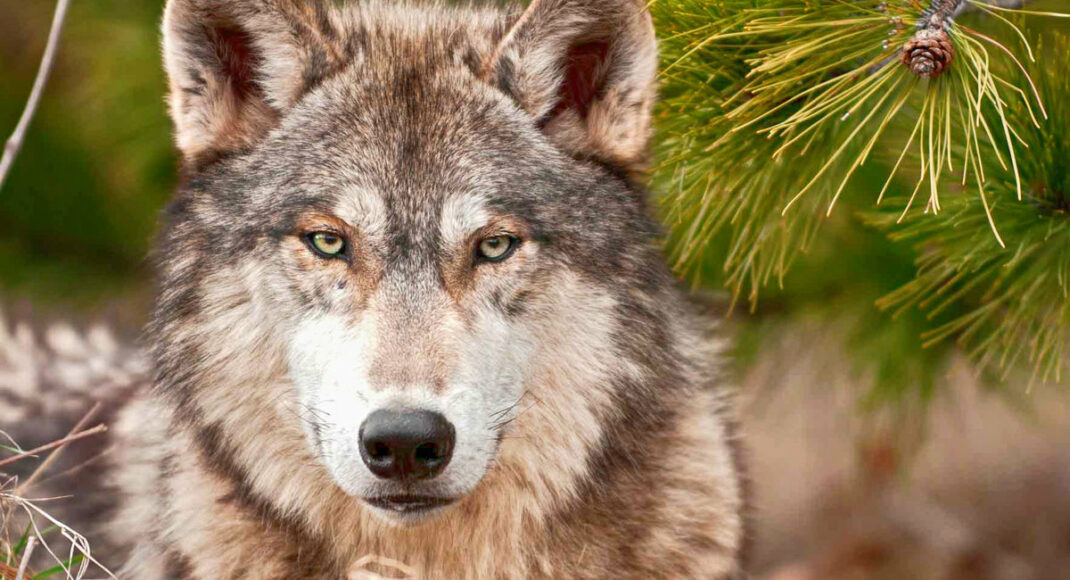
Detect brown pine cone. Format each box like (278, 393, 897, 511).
(901, 28, 954, 78)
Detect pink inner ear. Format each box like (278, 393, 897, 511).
(210, 25, 263, 103)
(554, 40, 611, 121)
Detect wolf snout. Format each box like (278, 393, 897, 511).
(359, 409, 456, 481)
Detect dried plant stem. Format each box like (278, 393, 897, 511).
(1, 492, 117, 578)
(16, 403, 101, 494)
(0, 0, 73, 191)
(14, 535, 34, 580)
(0, 425, 106, 471)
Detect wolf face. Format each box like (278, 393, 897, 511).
(154, 0, 665, 526)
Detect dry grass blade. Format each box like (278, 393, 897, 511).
(0, 493, 117, 579)
(1, 402, 117, 579)
(0, 425, 107, 471)
(16, 403, 102, 494)
(13, 536, 34, 580)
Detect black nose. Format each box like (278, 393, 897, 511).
(359, 409, 455, 481)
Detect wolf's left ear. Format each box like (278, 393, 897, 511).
(484, 0, 658, 172)
(162, 0, 343, 165)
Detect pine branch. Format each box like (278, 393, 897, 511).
(653, 0, 1067, 309)
(869, 33, 1070, 385)
(0, 0, 73, 192)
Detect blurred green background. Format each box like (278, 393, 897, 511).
(0, 0, 173, 307)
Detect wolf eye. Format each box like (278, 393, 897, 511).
(307, 232, 346, 258)
(477, 235, 518, 263)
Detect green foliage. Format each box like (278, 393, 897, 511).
(654, 0, 1066, 304)
(0, 0, 174, 305)
(653, 0, 1070, 391)
(654, 0, 836, 308)
(3, 525, 34, 566)
(33, 555, 86, 579)
(2, 524, 85, 579)
(869, 33, 1070, 385)
(724, 192, 957, 401)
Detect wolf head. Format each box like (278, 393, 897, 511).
(155, 0, 672, 524)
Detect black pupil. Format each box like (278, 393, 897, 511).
(319, 235, 338, 248)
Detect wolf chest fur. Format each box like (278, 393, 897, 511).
(1, 0, 747, 577)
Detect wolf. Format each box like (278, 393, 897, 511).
(1, 0, 746, 577)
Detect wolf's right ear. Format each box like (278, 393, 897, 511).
(484, 0, 658, 173)
(162, 0, 343, 165)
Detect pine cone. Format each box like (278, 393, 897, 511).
(901, 28, 954, 78)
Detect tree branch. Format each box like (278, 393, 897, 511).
(0, 0, 73, 191)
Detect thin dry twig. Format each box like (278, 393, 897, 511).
(1, 408, 116, 579)
(36, 446, 114, 489)
(1, 492, 116, 578)
(16, 403, 101, 494)
(13, 536, 34, 580)
(0, 425, 107, 471)
(0, 0, 73, 191)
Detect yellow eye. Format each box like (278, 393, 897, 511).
(478, 235, 517, 262)
(308, 232, 346, 257)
